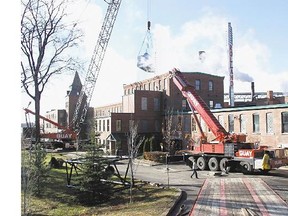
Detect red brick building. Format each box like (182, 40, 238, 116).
(191, 104, 288, 148)
(94, 71, 225, 155)
(41, 70, 288, 153)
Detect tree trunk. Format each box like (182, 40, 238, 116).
(34, 86, 41, 143)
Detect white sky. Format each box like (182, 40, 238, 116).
(2, 1, 288, 213)
(20, 0, 288, 122)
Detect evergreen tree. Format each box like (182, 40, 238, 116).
(77, 145, 112, 205)
(76, 125, 113, 205)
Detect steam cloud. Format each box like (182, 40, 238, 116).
(234, 69, 254, 82)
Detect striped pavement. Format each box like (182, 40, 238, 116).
(189, 178, 288, 216)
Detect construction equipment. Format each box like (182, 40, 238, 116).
(23, 1, 122, 146)
(71, 0, 122, 138)
(137, 21, 154, 73)
(170, 68, 288, 173)
(24, 108, 77, 148)
(22, 0, 123, 150)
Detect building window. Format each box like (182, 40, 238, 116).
(158, 80, 161, 90)
(209, 100, 214, 108)
(266, 112, 273, 133)
(183, 116, 190, 132)
(116, 120, 122, 132)
(192, 117, 197, 132)
(141, 97, 147, 110)
(154, 98, 160, 111)
(177, 116, 182, 131)
(107, 119, 110, 131)
(208, 80, 213, 91)
(182, 99, 187, 110)
(148, 83, 151, 90)
(240, 114, 246, 133)
(103, 119, 105, 131)
(253, 113, 260, 133)
(154, 120, 160, 132)
(163, 78, 166, 90)
(95, 120, 98, 131)
(281, 112, 288, 133)
(200, 117, 207, 132)
(141, 120, 148, 132)
(129, 120, 134, 129)
(218, 115, 224, 128)
(228, 114, 234, 133)
(99, 120, 102, 131)
(195, 79, 201, 90)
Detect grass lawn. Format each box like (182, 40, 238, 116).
(22, 152, 180, 216)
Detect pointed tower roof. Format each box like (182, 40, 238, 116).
(68, 71, 82, 96)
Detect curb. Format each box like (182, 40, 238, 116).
(134, 159, 162, 166)
(161, 187, 184, 216)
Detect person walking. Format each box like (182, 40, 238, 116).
(190, 158, 199, 179)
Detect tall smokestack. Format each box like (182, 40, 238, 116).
(251, 82, 255, 101)
(228, 22, 234, 107)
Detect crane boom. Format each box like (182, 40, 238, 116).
(72, 0, 122, 134)
(170, 68, 229, 141)
(24, 108, 77, 140)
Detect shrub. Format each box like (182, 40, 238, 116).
(143, 151, 168, 163)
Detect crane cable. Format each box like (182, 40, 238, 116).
(137, 0, 156, 73)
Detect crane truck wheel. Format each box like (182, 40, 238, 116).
(197, 157, 207, 170)
(208, 157, 219, 171)
(220, 158, 231, 173)
(240, 161, 252, 174)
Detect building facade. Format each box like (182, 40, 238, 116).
(43, 109, 67, 134)
(94, 71, 225, 155)
(191, 104, 288, 148)
(39, 70, 288, 153)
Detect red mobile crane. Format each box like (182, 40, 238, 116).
(170, 68, 288, 173)
(24, 108, 77, 146)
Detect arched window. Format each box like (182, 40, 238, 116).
(252, 113, 260, 133)
(208, 80, 213, 91)
(240, 114, 246, 133)
(281, 112, 288, 133)
(266, 112, 273, 133)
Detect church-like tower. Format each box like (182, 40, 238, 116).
(65, 71, 82, 129)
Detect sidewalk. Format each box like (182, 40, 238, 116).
(190, 178, 288, 215)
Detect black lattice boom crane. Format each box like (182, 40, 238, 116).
(72, 0, 122, 136)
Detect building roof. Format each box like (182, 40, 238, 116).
(123, 71, 224, 88)
(211, 103, 288, 113)
(68, 71, 82, 96)
(182, 71, 225, 79)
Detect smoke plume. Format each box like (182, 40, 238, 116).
(234, 69, 254, 82)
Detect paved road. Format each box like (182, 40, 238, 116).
(115, 159, 288, 216)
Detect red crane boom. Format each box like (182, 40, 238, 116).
(24, 108, 77, 140)
(170, 68, 229, 142)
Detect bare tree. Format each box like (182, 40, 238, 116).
(162, 108, 177, 188)
(127, 121, 145, 203)
(21, 0, 83, 142)
(162, 108, 176, 154)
